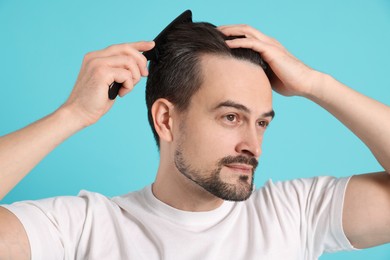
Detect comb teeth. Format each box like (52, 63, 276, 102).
(143, 10, 193, 61)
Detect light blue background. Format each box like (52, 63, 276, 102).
(1, 1, 389, 259)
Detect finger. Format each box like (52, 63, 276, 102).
(87, 41, 154, 75)
(225, 37, 278, 63)
(129, 41, 156, 52)
(103, 55, 142, 84)
(118, 77, 135, 97)
(225, 37, 267, 52)
(218, 24, 264, 38)
(115, 42, 154, 76)
(90, 54, 145, 86)
(101, 44, 149, 76)
(111, 68, 135, 97)
(218, 24, 275, 44)
(95, 41, 155, 57)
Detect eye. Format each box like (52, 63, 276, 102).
(258, 120, 269, 128)
(222, 114, 240, 125)
(225, 114, 237, 122)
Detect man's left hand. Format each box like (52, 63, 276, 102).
(218, 24, 321, 97)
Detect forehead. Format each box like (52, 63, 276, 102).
(190, 54, 273, 114)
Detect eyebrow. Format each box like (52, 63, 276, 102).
(213, 100, 275, 119)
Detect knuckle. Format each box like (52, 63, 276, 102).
(242, 24, 251, 30)
(141, 55, 148, 65)
(126, 70, 134, 79)
(124, 58, 137, 71)
(127, 58, 142, 74)
(123, 78, 134, 89)
(88, 58, 101, 69)
(124, 55, 135, 65)
(269, 37, 279, 44)
(83, 52, 94, 64)
(92, 66, 107, 78)
(105, 44, 117, 52)
(133, 75, 141, 83)
(124, 44, 137, 54)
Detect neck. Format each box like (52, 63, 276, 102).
(153, 163, 224, 212)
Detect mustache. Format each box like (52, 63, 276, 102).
(218, 155, 258, 169)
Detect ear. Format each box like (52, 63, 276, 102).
(151, 98, 175, 143)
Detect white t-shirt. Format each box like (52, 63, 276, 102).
(3, 176, 355, 259)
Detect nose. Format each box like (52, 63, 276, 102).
(235, 127, 262, 158)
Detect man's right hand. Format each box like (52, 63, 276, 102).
(61, 41, 155, 127)
(0, 41, 155, 201)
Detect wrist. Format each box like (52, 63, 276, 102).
(54, 105, 90, 132)
(300, 71, 332, 100)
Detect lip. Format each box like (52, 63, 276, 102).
(225, 164, 253, 173)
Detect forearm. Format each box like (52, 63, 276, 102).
(304, 72, 390, 172)
(0, 106, 85, 200)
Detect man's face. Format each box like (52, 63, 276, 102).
(172, 54, 274, 201)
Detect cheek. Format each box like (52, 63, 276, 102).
(182, 120, 238, 159)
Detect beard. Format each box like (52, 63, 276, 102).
(174, 146, 258, 201)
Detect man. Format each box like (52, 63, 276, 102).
(0, 20, 389, 259)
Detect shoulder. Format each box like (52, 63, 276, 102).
(252, 175, 350, 198)
(2, 190, 126, 226)
(247, 176, 351, 215)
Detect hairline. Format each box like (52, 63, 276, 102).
(175, 51, 266, 113)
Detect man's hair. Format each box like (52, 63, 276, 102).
(145, 22, 269, 148)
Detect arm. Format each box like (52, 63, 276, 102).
(303, 70, 390, 249)
(0, 41, 154, 200)
(219, 25, 390, 248)
(0, 41, 154, 259)
(0, 107, 85, 200)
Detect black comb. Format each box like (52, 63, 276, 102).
(108, 10, 193, 100)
